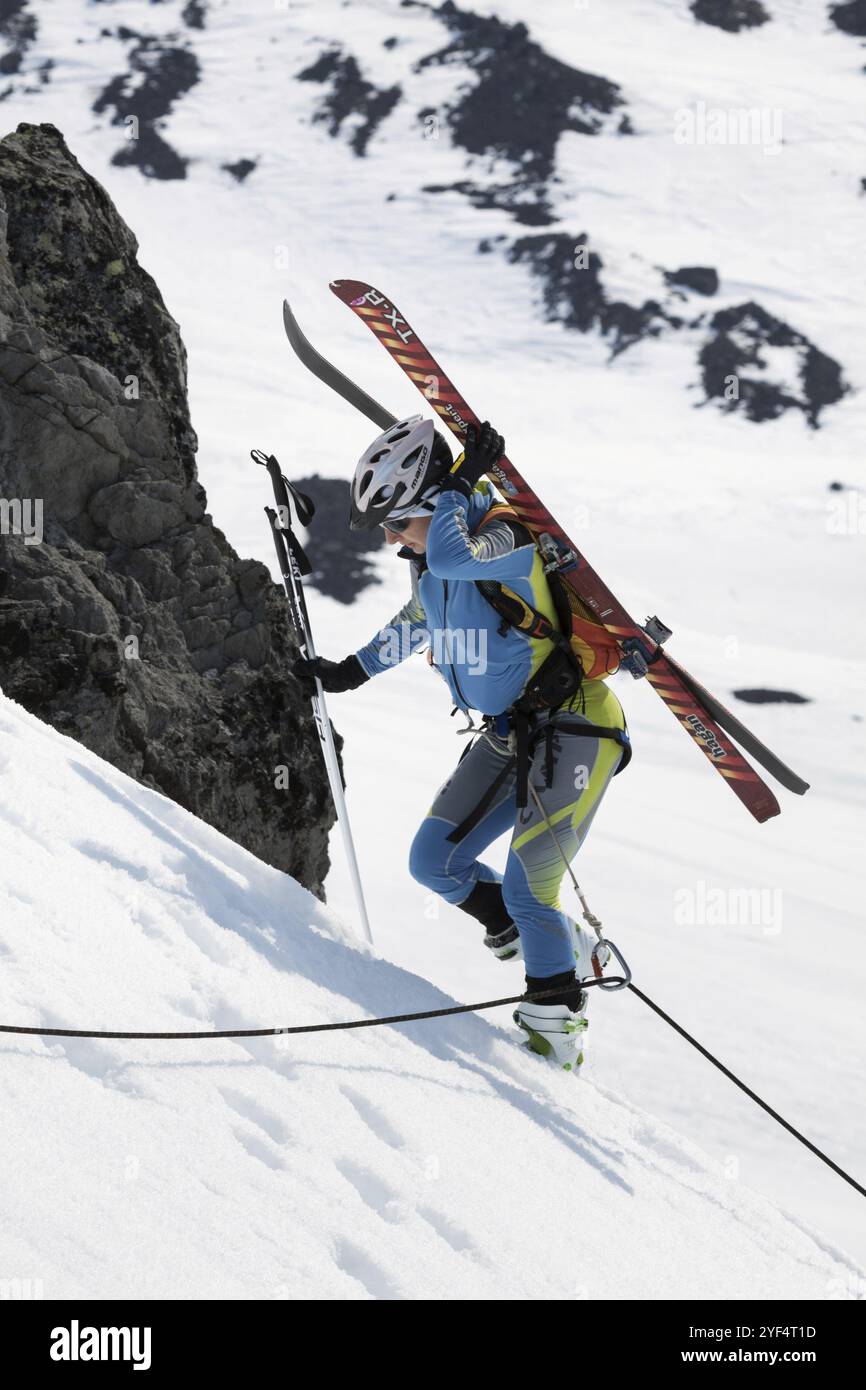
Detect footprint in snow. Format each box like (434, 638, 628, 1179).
(417, 1206, 476, 1254)
(340, 1085, 406, 1150)
(333, 1238, 400, 1300)
(232, 1125, 288, 1172)
(335, 1157, 409, 1223)
(220, 1086, 292, 1145)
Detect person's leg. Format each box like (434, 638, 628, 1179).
(502, 720, 623, 984)
(506, 718, 624, 1067)
(409, 731, 518, 941)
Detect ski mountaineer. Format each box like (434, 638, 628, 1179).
(292, 416, 631, 1071)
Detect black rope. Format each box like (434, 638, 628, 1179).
(0, 979, 617, 1041)
(626, 983, 866, 1200)
(1, 978, 862, 1200)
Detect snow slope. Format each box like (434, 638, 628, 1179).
(0, 691, 862, 1300)
(2, 0, 865, 1283)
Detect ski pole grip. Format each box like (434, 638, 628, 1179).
(263, 454, 292, 519)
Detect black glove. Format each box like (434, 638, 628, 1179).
(440, 421, 505, 498)
(291, 654, 370, 695)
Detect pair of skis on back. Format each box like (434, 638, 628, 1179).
(283, 279, 809, 824)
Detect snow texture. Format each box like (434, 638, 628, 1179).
(0, 692, 862, 1300)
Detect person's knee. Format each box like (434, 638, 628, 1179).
(503, 855, 562, 918)
(409, 819, 448, 890)
(501, 870, 531, 923)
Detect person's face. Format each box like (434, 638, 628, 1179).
(382, 515, 432, 553)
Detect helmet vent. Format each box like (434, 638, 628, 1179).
(399, 446, 422, 472)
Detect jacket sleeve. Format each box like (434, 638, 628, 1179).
(425, 491, 536, 581)
(354, 565, 430, 677)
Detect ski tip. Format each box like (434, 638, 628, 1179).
(330, 278, 371, 305)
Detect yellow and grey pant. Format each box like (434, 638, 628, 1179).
(409, 683, 627, 978)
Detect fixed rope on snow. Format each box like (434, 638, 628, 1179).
(1, 954, 862, 1202)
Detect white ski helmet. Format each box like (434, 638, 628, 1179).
(349, 414, 452, 530)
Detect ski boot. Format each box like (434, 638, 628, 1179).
(484, 923, 522, 962)
(456, 879, 523, 962)
(514, 970, 589, 1073)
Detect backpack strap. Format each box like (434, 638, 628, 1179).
(476, 579, 564, 645)
(473, 503, 569, 649)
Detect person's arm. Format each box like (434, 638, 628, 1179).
(425, 490, 535, 581)
(292, 576, 430, 693)
(425, 420, 534, 581)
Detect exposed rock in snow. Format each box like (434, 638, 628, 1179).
(415, 0, 628, 224)
(93, 33, 200, 180)
(733, 689, 811, 704)
(691, 0, 771, 32)
(298, 48, 402, 158)
(505, 231, 680, 358)
(828, 1, 866, 37)
(663, 266, 720, 297)
(0, 0, 36, 82)
(222, 157, 257, 183)
(698, 301, 847, 427)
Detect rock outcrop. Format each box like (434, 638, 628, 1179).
(0, 122, 335, 894)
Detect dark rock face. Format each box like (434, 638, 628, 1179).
(93, 36, 200, 180)
(691, 0, 771, 32)
(829, 1, 866, 36)
(298, 49, 401, 157)
(733, 690, 811, 704)
(698, 301, 847, 427)
(0, 123, 335, 894)
(294, 476, 384, 604)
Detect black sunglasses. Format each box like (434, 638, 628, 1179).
(381, 514, 413, 534)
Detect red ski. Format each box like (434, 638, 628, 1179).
(323, 279, 807, 823)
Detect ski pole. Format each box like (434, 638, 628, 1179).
(252, 449, 374, 946)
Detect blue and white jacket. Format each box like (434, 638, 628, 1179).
(354, 487, 559, 716)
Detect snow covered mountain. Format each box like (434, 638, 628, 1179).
(1, 0, 865, 1291)
(0, 690, 862, 1299)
